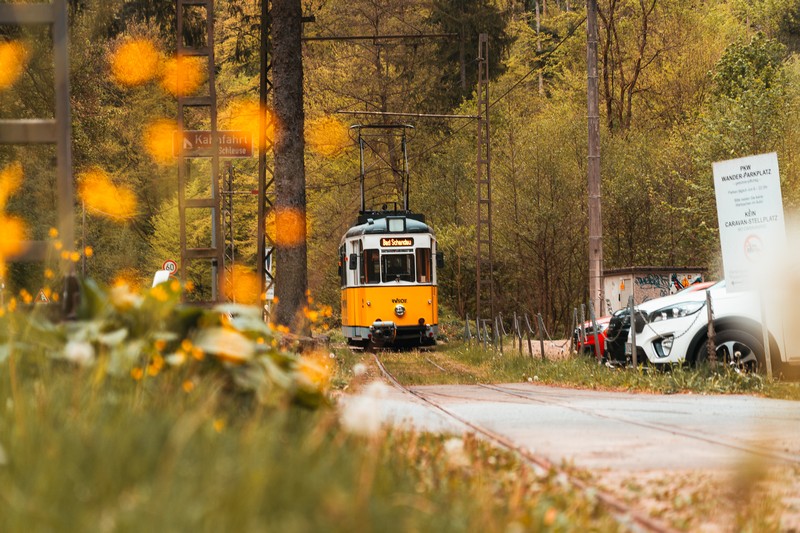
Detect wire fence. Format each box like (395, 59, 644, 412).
(463, 291, 719, 368)
(464, 310, 571, 360)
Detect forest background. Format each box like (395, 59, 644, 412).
(3, 0, 800, 334)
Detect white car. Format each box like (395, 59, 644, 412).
(629, 281, 800, 375)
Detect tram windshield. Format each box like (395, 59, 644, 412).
(362, 249, 380, 284)
(382, 253, 415, 283)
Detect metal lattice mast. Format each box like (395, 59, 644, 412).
(257, 0, 276, 314)
(222, 161, 234, 296)
(475, 33, 495, 323)
(177, 0, 223, 302)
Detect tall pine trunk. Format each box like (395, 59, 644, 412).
(273, 0, 308, 329)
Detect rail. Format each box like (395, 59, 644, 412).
(371, 353, 685, 533)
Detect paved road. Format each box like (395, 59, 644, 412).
(354, 382, 800, 473)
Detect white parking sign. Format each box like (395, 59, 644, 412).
(712, 152, 786, 292)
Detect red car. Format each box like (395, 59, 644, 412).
(574, 315, 611, 357)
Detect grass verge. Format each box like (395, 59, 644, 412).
(0, 362, 621, 532)
(377, 342, 800, 400)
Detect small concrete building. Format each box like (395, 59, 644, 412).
(603, 267, 707, 314)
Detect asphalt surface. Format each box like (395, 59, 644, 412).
(353, 383, 800, 473)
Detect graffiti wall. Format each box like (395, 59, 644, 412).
(634, 272, 704, 302)
(603, 269, 705, 313)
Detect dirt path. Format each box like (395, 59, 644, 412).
(341, 380, 800, 531)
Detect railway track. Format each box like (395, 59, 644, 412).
(371, 353, 684, 533)
(476, 382, 800, 467)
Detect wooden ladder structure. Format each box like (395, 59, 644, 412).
(0, 0, 78, 313)
(176, 0, 223, 302)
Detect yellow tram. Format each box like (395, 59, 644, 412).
(339, 125, 441, 348)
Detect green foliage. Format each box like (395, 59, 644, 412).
(712, 32, 787, 98)
(0, 278, 327, 408)
(8, 0, 800, 341)
(426, 0, 514, 105)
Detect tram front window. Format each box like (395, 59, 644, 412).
(382, 253, 415, 283)
(363, 249, 380, 284)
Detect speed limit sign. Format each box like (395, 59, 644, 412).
(162, 260, 178, 273)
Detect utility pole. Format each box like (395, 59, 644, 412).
(475, 33, 495, 324)
(536, 0, 543, 94)
(586, 0, 604, 316)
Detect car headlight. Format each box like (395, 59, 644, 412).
(649, 301, 705, 323)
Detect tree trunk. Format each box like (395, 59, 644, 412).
(273, 0, 308, 329)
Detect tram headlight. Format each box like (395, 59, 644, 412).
(395, 304, 405, 317)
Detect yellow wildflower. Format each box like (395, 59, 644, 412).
(150, 285, 168, 302)
(0, 215, 27, 260)
(0, 162, 23, 209)
(221, 98, 277, 149)
(78, 167, 137, 222)
(143, 119, 178, 165)
(0, 41, 29, 90)
(110, 38, 160, 87)
(191, 347, 204, 361)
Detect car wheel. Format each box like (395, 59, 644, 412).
(695, 329, 765, 374)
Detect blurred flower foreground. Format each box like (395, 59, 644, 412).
(0, 278, 328, 409)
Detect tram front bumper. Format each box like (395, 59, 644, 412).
(370, 321, 397, 344)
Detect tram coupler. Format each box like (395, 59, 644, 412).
(370, 321, 397, 344)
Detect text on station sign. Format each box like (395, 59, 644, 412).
(174, 130, 253, 158)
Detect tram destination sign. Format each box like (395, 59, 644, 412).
(381, 237, 414, 247)
(174, 130, 253, 158)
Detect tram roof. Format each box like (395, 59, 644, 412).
(345, 213, 433, 238)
